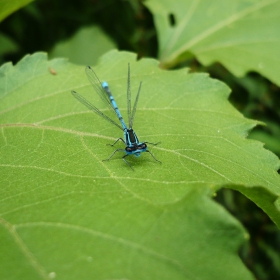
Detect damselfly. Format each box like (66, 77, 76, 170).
(71, 64, 161, 169)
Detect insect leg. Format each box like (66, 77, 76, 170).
(146, 150, 161, 163)
(103, 149, 125, 161)
(107, 138, 126, 147)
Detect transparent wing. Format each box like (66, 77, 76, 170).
(126, 64, 132, 129)
(85, 66, 119, 117)
(71, 90, 122, 130)
(130, 81, 142, 128)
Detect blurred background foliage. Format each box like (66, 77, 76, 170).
(1, 0, 279, 279)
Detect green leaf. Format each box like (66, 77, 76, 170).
(0, 0, 33, 22)
(249, 127, 280, 155)
(145, 0, 280, 85)
(1, 50, 280, 279)
(50, 25, 116, 66)
(0, 32, 19, 57)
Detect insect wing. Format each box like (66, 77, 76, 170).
(71, 90, 122, 130)
(85, 66, 118, 117)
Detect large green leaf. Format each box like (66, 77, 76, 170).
(145, 0, 280, 85)
(1, 50, 279, 279)
(0, 0, 33, 22)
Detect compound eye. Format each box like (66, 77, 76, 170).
(126, 146, 138, 152)
(139, 143, 147, 149)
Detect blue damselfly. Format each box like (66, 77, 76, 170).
(72, 64, 161, 169)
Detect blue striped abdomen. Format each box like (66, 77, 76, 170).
(102, 81, 126, 129)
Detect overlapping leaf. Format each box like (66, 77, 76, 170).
(145, 0, 280, 85)
(50, 26, 116, 66)
(0, 0, 33, 22)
